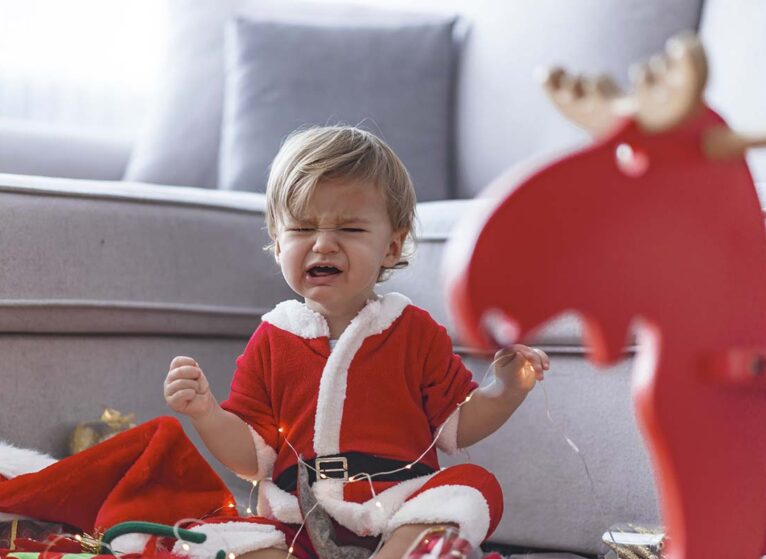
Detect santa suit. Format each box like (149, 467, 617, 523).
(208, 292, 503, 557)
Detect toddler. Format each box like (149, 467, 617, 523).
(164, 126, 549, 559)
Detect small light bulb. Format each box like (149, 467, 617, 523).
(74, 535, 82, 542)
(228, 502, 236, 508)
(182, 544, 191, 551)
(464, 395, 472, 402)
(246, 507, 252, 514)
(278, 427, 284, 433)
(319, 473, 327, 479)
(405, 464, 412, 470)
(375, 501, 383, 509)
(228, 553, 236, 559)
(288, 547, 294, 554)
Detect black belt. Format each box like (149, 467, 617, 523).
(274, 452, 436, 492)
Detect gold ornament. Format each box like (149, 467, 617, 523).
(68, 408, 136, 455)
(76, 529, 104, 554)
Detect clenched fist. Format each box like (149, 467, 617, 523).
(164, 356, 217, 419)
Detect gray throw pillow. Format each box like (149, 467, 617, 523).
(219, 15, 458, 201)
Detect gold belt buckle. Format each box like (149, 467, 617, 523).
(315, 456, 349, 481)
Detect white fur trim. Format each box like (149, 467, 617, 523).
(262, 299, 329, 339)
(0, 443, 57, 521)
(435, 407, 462, 455)
(108, 533, 152, 555)
(254, 471, 436, 537)
(256, 480, 302, 524)
(171, 522, 286, 559)
(386, 485, 491, 548)
(313, 292, 411, 455)
(0, 441, 56, 479)
(234, 426, 278, 482)
(313, 473, 434, 537)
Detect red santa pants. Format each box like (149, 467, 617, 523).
(203, 464, 503, 559)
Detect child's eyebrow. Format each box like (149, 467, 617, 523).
(285, 214, 372, 226)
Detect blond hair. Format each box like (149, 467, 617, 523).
(265, 125, 417, 281)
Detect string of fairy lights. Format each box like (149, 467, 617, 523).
(250, 354, 526, 557)
(33, 352, 617, 559)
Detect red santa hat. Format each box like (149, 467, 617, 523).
(0, 416, 237, 534)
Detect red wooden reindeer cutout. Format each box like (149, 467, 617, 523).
(445, 33, 766, 559)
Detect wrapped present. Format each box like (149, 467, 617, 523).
(68, 409, 137, 455)
(0, 520, 78, 552)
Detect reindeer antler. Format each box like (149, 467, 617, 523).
(541, 68, 631, 136)
(703, 128, 766, 160)
(631, 33, 707, 133)
(542, 32, 707, 136)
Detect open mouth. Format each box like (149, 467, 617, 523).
(307, 265, 342, 277)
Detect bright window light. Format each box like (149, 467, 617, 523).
(0, 0, 166, 135)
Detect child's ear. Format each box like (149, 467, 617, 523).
(274, 239, 281, 264)
(383, 229, 407, 266)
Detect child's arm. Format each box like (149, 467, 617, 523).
(165, 356, 260, 478)
(456, 345, 549, 448)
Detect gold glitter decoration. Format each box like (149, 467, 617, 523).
(78, 529, 104, 554)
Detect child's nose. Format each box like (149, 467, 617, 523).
(312, 229, 340, 252)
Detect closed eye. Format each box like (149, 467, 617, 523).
(340, 228, 366, 233)
(287, 228, 316, 233)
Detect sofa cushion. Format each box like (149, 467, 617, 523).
(219, 14, 458, 200)
(700, 0, 766, 194)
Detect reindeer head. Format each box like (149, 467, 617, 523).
(445, 33, 766, 364)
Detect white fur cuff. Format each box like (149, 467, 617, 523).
(0, 441, 56, 479)
(435, 408, 462, 455)
(235, 427, 278, 482)
(172, 522, 286, 559)
(386, 485, 491, 548)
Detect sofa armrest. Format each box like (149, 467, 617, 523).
(0, 173, 295, 336)
(0, 174, 293, 504)
(0, 118, 132, 180)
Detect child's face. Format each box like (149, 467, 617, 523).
(274, 179, 406, 318)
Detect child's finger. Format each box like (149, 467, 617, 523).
(492, 348, 517, 368)
(168, 365, 202, 381)
(170, 356, 199, 369)
(166, 388, 197, 409)
(533, 348, 551, 370)
(164, 378, 201, 398)
(515, 349, 544, 374)
(196, 372, 210, 394)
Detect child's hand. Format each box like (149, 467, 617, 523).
(492, 344, 550, 396)
(164, 356, 216, 419)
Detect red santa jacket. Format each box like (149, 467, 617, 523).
(220, 292, 481, 534)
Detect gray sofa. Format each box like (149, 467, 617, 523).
(2, 0, 764, 556)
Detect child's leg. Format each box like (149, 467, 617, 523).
(372, 523, 458, 559)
